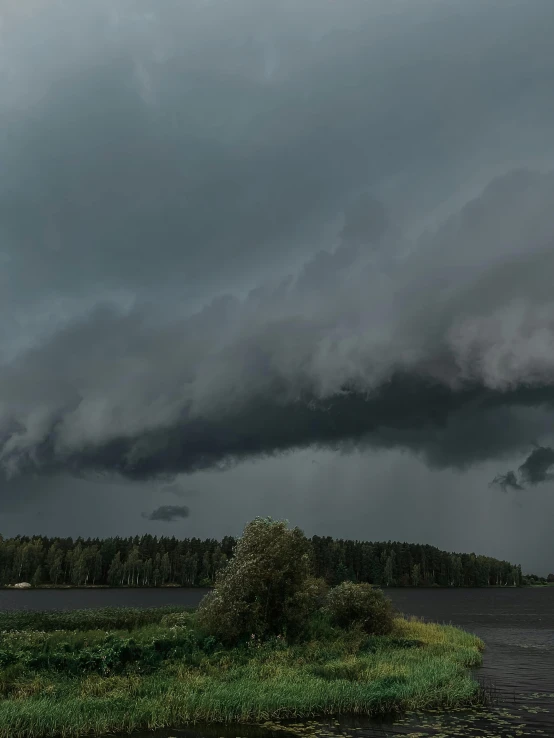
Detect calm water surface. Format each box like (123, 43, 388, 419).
(2, 587, 553, 738)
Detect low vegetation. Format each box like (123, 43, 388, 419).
(0, 518, 486, 737)
(523, 573, 554, 586)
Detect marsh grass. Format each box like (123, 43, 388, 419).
(0, 606, 193, 633)
(0, 608, 485, 738)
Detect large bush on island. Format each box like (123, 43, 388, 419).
(324, 581, 395, 635)
(196, 517, 327, 644)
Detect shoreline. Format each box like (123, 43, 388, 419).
(0, 583, 532, 590)
(0, 583, 198, 589)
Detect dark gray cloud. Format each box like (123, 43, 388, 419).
(1, 0, 554, 324)
(3, 168, 554, 482)
(491, 445, 554, 491)
(519, 446, 554, 485)
(1, 0, 554, 573)
(489, 471, 525, 493)
(141, 505, 190, 522)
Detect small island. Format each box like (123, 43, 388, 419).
(0, 518, 486, 738)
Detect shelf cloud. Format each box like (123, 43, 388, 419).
(2, 168, 554, 483)
(2, 0, 554, 553)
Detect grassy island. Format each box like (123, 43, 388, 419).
(0, 519, 486, 738)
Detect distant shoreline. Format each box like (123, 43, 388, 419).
(0, 583, 211, 590)
(0, 583, 539, 590)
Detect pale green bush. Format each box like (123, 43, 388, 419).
(323, 581, 395, 635)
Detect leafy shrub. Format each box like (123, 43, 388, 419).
(196, 517, 321, 644)
(0, 650, 17, 668)
(7, 628, 220, 677)
(279, 576, 329, 639)
(323, 582, 395, 635)
(159, 612, 194, 629)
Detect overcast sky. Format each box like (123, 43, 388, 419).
(2, 0, 554, 575)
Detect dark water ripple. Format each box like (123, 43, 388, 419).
(349, 587, 554, 737)
(1, 586, 553, 738)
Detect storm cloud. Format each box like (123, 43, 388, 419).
(3, 168, 554, 482)
(2, 1, 554, 499)
(491, 445, 554, 491)
(142, 505, 190, 522)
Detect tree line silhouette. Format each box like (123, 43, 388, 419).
(0, 532, 525, 588)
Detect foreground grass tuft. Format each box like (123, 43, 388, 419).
(0, 607, 485, 738)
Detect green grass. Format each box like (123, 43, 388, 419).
(0, 607, 485, 738)
(0, 605, 195, 633)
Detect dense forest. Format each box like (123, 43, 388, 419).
(0, 532, 528, 588)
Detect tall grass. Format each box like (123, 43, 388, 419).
(0, 606, 192, 633)
(0, 608, 485, 738)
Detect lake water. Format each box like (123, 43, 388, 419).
(1, 586, 553, 737)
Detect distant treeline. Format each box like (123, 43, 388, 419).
(0, 532, 528, 588)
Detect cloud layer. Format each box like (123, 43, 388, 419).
(2, 168, 554, 482)
(2, 1, 554, 491)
